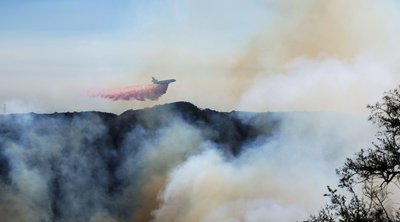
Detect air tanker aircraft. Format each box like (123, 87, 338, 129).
(152, 77, 176, 84)
(90, 77, 176, 101)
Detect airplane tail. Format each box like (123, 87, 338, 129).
(152, 77, 158, 83)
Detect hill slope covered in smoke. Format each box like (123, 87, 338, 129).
(0, 102, 375, 222)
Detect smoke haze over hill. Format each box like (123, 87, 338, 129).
(0, 102, 376, 222)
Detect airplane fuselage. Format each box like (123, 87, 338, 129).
(152, 77, 176, 84)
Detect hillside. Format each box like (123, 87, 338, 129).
(0, 102, 373, 222)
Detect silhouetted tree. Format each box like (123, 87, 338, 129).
(306, 87, 400, 222)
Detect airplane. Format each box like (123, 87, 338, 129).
(152, 77, 176, 84)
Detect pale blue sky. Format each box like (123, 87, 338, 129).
(0, 0, 270, 69)
(0, 0, 137, 37)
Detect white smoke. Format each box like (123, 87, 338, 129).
(237, 55, 397, 112)
(152, 112, 376, 222)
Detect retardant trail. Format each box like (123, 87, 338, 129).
(89, 83, 169, 101)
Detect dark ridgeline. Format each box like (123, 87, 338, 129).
(0, 101, 281, 222)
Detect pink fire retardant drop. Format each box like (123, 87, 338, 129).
(89, 84, 169, 101)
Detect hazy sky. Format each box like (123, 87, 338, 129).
(1, 0, 400, 113)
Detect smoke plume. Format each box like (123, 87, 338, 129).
(151, 112, 376, 222)
(230, 0, 400, 112)
(0, 103, 377, 222)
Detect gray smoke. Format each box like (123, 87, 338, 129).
(0, 107, 377, 222)
(152, 113, 376, 222)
